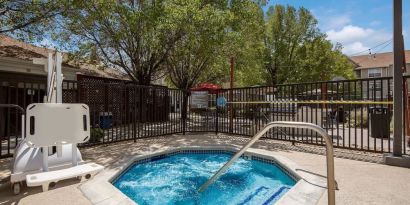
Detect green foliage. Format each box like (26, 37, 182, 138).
(219, 0, 266, 87)
(165, 0, 229, 90)
(294, 38, 355, 82)
(264, 5, 354, 85)
(6, 2, 355, 88)
(90, 127, 104, 143)
(349, 108, 368, 128)
(164, 0, 267, 89)
(55, 0, 181, 85)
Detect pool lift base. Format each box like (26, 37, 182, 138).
(9, 53, 104, 194)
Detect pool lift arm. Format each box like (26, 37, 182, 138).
(198, 121, 336, 205)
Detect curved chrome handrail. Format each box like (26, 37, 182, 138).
(198, 121, 336, 205)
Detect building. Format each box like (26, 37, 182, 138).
(0, 35, 125, 140)
(349, 51, 410, 100)
(0, 35, 125, 81)
(350, 50, 410, 78)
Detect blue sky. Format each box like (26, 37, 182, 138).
(265, 0, 410, 55)
(38, 1, 409, 56)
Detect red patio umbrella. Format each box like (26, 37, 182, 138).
(191, 83, 221, 94)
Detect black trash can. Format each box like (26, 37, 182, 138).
(369, 107, 391, 138)
(337, 107, 346, 123)
(99, 112, 113, 129)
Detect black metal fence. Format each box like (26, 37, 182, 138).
(1, 74, 409, 158)
(204, 77, 398, 154)
(0, 75, 184, 157)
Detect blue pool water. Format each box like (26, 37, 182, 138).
(113, 152, 296, 205)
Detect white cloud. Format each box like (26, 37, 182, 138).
(342, 42, 369, 55)
(326, 25, 391, 55)
(321, 15, 351, 30)
(326, 25, 374, 44)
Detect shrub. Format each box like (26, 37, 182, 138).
(90, 127, 104, 143)
(349, 108, 368, 128)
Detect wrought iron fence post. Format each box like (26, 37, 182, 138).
(132, 86, 136, 142)
(182, 91, 188, 135)
(182, 118, 186, 135)
(139, 87, 143, 138)
(229, 88, 233, 133)
(215, 91, 219, 135)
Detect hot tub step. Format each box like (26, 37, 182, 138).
(237, 186, 269, 205)
(262, 186, 291, 205)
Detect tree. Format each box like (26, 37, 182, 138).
(163, 0, 228, 118)
(55, 0, 182, 85)
(0, 0, 64, 38)
(295, 39, 354, 82)
(264, 5, 322, 85)
(165, 0, 227, 91)
(213, 0, 266, 87)
(232, 0, 266, 87)
(264, 5, 354, 85)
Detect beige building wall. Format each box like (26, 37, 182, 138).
(355, 63, 410, 100)
(357, 67, 391, 100)
(0, 57, 78, 81)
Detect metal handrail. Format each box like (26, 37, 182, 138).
(198, 121, 336, 205)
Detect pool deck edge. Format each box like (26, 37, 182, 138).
(80, 145, 326, 205)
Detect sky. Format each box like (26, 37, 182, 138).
(37, 1, 409, 56)
(265, 0, 410, 56)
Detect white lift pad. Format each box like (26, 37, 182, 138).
(26, 103, 91, 147)
(26, 163, 103, 191)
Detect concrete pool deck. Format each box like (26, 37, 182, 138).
(0, 134, 409, 205)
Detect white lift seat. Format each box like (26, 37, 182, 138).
(26, 163, 103, 191)
(19, 103, 103, 192)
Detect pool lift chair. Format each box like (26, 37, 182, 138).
(10, 53, 104, 194)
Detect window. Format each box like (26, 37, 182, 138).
(368, 68, 382, 78)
